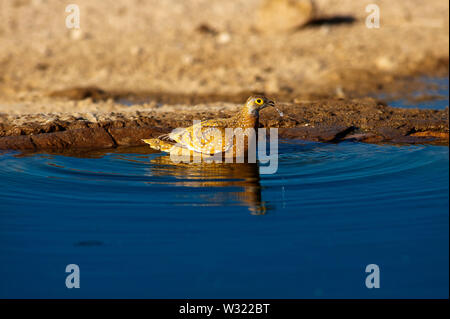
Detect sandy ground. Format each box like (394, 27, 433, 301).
(0, 0, 448, 149)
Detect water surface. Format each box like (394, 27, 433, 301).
(1, 76, 448, 298)
(0, 141, 448, 298)
(377, 76, 449, 109)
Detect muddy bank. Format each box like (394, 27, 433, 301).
(1, 98, 447, 151)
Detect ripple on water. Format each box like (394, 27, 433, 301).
(0, 141, 448, 298)
(0, 141, 448, 211)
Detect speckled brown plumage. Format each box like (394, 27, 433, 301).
(143, 96, 281, 155)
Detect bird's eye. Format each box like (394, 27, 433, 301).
(255, 98, 264, 105)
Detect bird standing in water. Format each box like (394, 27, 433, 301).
(143, 96, 283, 157)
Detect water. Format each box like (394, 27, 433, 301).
(0, 141, 448, 298)
(1, 77, 449, 299)
(377, 76, 449, 110)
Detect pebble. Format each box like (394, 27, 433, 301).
(335, 86, 346, 98)
(256, 0, 316, 33)
(182, 54, 194, 65)
(376, 56, 396, 71)
(70, 28, 84, 40)
(216, 32, 231, 44)
(130, 46, 143, 56)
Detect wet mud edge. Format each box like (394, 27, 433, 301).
(0, 98, 448, 151)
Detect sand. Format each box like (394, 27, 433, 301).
(0, 0, 448, 149)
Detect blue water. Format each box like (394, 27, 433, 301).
(380, 76, 449, 109)
(0, 141, 448, 298)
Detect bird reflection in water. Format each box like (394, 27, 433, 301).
(148, 155, 266, 215)
(17, 146, 267, 215)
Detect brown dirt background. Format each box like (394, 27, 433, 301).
(0, 0, 448, 149)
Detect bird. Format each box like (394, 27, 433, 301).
(142, 95, 283, 157)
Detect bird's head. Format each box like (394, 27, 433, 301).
(245, 95, 283, 117)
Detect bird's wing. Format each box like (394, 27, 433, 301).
(169, 118, 232, 154)
(156, 133, 176, 142)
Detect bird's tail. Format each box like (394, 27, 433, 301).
(142, 138, 175, 152)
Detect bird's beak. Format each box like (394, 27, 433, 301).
(259, 100, 275, 110)
(267, 100, 284, 117)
